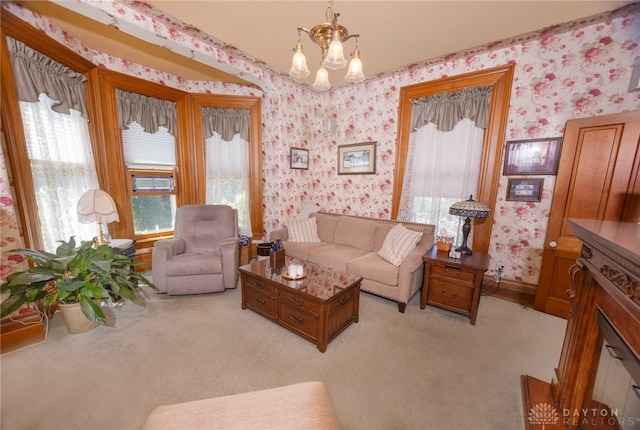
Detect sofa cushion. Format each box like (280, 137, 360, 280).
(312, 213, 338, 243)
(307, 244, 369, 272)
(283, 241, 329, 261)
(348, 252, 399, 286)
(334, 216, 377, 251)
(377, 224, 424, 266)
(285, 217, 321, 243)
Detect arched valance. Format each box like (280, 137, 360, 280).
(116, 89, 177, 136)
(7, 37, 88, 119)
(410, 85, 492, 132)
(202, 107, 250, 142)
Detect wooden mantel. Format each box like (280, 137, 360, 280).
(522, 219, 640, 430)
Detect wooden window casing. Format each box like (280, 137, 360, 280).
(391, 65, 514, 253)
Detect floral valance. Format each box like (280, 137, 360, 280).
(410, 85, 493, 132)
(7, 37, 88, 119)
(116, 89, 177, 136)
(201, 107, 250, 142)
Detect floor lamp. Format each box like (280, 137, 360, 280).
(448, 195, 491, 255)
(77, 189, 119, 246)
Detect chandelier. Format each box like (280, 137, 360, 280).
(289, 2, 364, 91)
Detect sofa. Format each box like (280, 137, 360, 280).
(270, 212, 436, 312)
(142, 381, 339, 430)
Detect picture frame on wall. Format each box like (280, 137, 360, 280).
(503, 137, 562, 175)
(506, 178, 544, 202)
(338, 142, 377, 175)
(290, 147, 309, 170)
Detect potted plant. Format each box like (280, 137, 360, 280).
(0, 237, 154, 333)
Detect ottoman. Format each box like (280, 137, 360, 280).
(142, 381, 340, 430)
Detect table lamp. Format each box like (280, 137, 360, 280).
(77, 189, 119, 246)
(448, 195, 491, 255)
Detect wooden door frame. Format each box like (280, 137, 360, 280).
(391, 64, 514, 253)
(534, 109, 640, 316)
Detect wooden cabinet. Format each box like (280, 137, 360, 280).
(421, 247, 490, 325)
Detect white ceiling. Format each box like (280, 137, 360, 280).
(21, 1, 633, 89)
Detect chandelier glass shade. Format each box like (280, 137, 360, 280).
(289, 3, 364, 90)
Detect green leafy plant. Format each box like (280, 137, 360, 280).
(1, 237, 154, 325)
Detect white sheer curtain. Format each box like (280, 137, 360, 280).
(20, 93, 100, 251)
(398, 118, 484, 243)
(205, 132, 252, 236)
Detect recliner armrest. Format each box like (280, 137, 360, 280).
(154, 237, 185, 259)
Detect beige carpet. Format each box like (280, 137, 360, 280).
(0, 279, 565, 430)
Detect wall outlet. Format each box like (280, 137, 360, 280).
(494, 264, 504, 282)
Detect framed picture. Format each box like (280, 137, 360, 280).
(506, 178, 544, 202)
(290, 147, 309, 170)
(503, 137, 562, 175)
(629, 63, 640, 92)
(338, 142, 376, 175)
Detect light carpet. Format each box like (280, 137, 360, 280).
(0, 280, 566, 430)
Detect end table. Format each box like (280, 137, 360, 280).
(421, 247, 490, 325)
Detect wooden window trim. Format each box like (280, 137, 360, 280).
(391, 64, 514, 253)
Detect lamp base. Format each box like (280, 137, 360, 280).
(455, 245, 473, 255)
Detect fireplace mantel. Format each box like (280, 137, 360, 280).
(522, 219, 640, 430)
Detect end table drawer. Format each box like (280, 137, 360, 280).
(431, 264, 476, 283)
(245, 288, 277, 318)
(428, 279, 472, 311)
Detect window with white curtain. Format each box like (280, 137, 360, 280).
(398, 118, 484, 244)
(19, 93, 100, 251)
(205, 132, 252, 235)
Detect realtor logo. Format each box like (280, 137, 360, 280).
(528, 403, 559, 429)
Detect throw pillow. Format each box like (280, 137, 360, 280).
(285, 217, 322, 243)
(377, 224, 423, 266)
(295, 201, 322, 220)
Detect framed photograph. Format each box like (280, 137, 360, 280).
(629, 63, 640, 92)
(338, 142, 376, 175)
(506, 178, 544, 202)
(503, 137, 562, 175)
(290, 147, 309, 170)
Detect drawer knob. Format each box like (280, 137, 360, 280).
(441, 290, 458, 299)
(339, 294, 352, 304)
(289, 296, 305, 306)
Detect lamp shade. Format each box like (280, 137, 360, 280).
(449, 195, 491, 219)
(77, 189, 119, 224)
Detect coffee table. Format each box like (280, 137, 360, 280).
(239, 257, 362, 352)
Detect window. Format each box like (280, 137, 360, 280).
(19, 93, 99, 251)
(121, 122, 177, 236)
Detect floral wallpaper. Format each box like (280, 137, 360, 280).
(0, 129, 27, 285)
(1, 1, 639, 288)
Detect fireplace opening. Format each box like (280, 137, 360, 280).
(588, 310, 640, 430)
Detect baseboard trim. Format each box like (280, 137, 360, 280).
(483, 275, 536, 308)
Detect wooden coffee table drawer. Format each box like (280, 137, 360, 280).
(244, 287, 277, 319)
(427, 279, 472, 311)
(279, 290, 320, 314)
(279, 302, 319, 340)
(245, 277, 277, 296)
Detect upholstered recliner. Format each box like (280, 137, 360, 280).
(152, 205, 239, 295)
